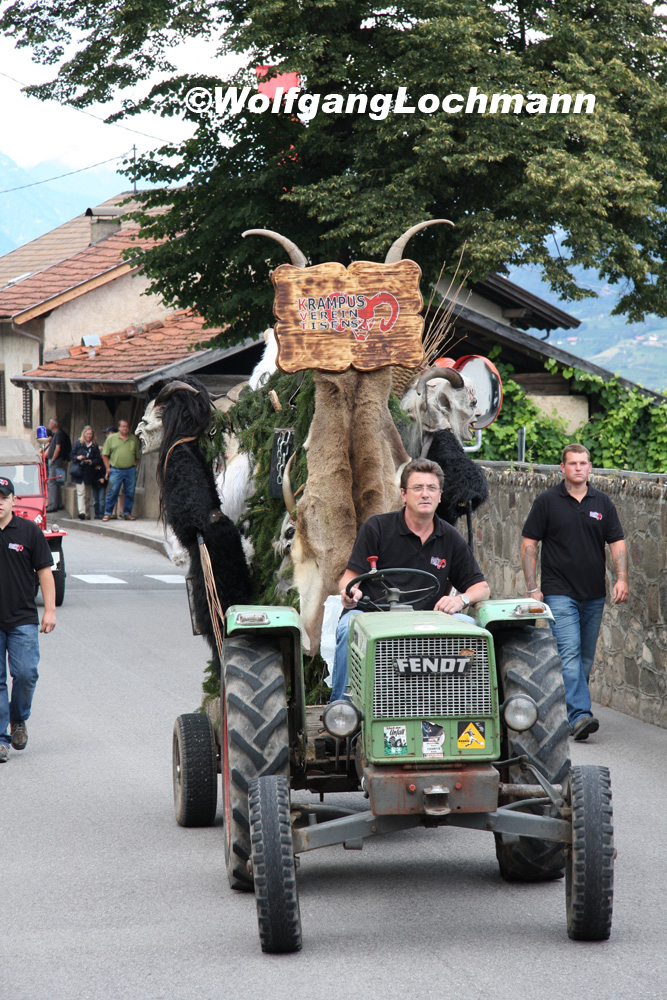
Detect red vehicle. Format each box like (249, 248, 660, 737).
(0, 437, 67, 605)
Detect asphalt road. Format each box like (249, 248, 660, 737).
(3, 529, 666, 1000)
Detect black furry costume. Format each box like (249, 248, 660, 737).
(155, 376, 253, 673)
(426, 430, 489, 525)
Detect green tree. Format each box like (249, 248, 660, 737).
(4, 0, 667, 342)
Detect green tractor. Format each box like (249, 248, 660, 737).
(172, 570, 614, 953)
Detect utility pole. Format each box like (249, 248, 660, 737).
(133, 145, 137, 193)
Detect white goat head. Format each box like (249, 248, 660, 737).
(273, 511, 297, 559)
(400, 366, 479, 454)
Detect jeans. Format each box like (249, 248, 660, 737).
(93, 484, 107, 518)
(330, 610, 363, 702)
(543, 595, 605, 727)
(0, 625, 40, 746)
(47, 460, 66, 508)
(105, 466, 136, 516)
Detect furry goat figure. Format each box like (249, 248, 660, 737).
(426, 429, 489, 525)
(153, 376, 253, 672)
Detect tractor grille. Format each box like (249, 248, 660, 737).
(373, 636, 492, 718)
(348, 640, 363, 696)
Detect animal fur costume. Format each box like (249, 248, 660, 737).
(425, 429, 489, 525)
(153, 376, 253, 673)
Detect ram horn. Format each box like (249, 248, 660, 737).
(242, 229, 308, 267)
(415, 365, 464, 396)
(282, 451, 297, 515)
(385, 219, 454, 264)
(154, 380, 201, 405)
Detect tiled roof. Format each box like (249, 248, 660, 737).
(0, 228, 149, 319)
(0, 191, 162, 291)
(13, 311, 222, 391)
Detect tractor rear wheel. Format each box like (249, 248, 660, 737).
(494, 626, 571, 882)
(249, 774, 302, 954)
(566, 765, 614, 940)
(221, 636, 289, 892)
(172, 713, 218, 827)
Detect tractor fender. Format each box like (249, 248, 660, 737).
(473, 598, 554, 632)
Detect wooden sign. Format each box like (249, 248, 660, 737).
(271, 260, 426, 373)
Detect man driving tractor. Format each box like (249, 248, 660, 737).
(330, 458, 490, 701)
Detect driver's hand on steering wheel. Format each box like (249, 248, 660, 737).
(341, 584, 363, 610)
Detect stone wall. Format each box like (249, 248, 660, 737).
(472, 463, 667, 729)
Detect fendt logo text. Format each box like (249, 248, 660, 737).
(394, 656, 472, 676)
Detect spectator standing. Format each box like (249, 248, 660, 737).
(0, 477, 56, 763)
(45, 418, 72, 512)
(70, 426, 101, 520)
(521, 444, 628, 741)
(91, 452, 108, 520)
(102, 419, 141, 521)
(100, 426, 120, 517)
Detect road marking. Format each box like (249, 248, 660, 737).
(72, 574, 127, 584)
(145, 575, 186, 584)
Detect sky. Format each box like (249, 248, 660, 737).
(0, 32, 237, 175)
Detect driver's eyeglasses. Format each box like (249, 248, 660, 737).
(405, 484, 440, 493)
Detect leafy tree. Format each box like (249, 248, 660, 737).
(4, 0, 667, 343)
(477, 353, 667, 472)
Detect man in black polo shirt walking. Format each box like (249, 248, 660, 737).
(329, 458, 490, 701)
(0, 477, 56, 762)
(521, 444, 628, 741)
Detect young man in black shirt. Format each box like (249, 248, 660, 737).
(521, 444, 628, 741)
(0, 477, 56, 762)
(330, 459, 490, 701)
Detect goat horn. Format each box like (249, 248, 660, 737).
(415, 365, 464, 396)
(385, 219, 454, 264)
(282, 451, 297, 515)
(242, 229, 308, 268)
(154, 381, 201, 405)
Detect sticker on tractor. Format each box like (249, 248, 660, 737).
(421, 720, 445, 758)
(413, 623, 440, 632)
(384, 725, 408, 756)
(457, 721, 486, 749)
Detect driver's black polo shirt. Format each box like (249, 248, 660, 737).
(522, 481, 624, 601)
(0, 514, 53, 628)
(346, 508, 485, 608)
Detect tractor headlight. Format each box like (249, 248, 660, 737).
(502, 694, 539, 732)
(322, 700, 362, 739)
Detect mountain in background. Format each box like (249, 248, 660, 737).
(0, 149, 132, 256)
(508, 264, 667, 393)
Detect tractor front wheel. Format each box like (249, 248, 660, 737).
(249, 774, 302, 954)
(566, 765, 614, 940)
(172, 713, 218, 827)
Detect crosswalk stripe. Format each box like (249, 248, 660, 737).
(72, 574, 127, 584)
(145, 575, 186, 584)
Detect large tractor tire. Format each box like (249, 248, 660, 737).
(566, 765, 614, 940)
(221, 636, 289, 892)
(53, 550, 66, 606)
(494, 626, 571, 882)
(249, 774, 302, 954)
(172, 713, 218, 827)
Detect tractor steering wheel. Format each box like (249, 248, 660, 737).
(346, 567, 440, 611)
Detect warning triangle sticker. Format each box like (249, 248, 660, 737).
(457, 722, 486, 749)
